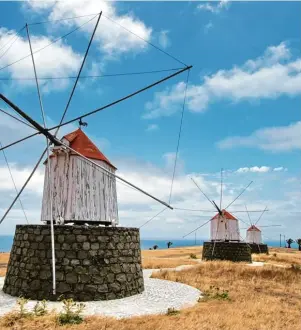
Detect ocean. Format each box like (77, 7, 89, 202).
(0, 235, 297, 252)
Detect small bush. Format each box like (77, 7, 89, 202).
(190, 253, 197, 259)
(166, 307, 180, 316)
(33, 300, 48, 316)
(273, 253, 277, 257)
(203, 286, 230, 301)
(1, 297, 33, 327)
(57, 298, 85, 325)
(17, 297, 32, 318)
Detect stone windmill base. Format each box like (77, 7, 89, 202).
(202, 241, 252, 262)
(248, 243, 269, 254)
(3, 225, 144, 301)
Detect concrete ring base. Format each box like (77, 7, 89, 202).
(0, 271, 201, 319)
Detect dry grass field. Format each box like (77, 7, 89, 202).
(0, 246, 300, 330)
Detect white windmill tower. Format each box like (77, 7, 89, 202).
(243, 207, 281, 254)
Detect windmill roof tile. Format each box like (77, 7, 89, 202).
(247, 225, 261, 232)
(211, 210, 237, 220)
(48, 129, 116, 169)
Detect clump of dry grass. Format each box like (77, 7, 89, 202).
(253, 247, 301, 266)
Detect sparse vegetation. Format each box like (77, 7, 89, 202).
(167, 241, 173, 249)
(153, 245, 159, 250)
(166, 307, 180, 316)
(33, 300, 48, 316)
(190, 253, 197, 259)
(203, 285, 230, 301)
(58, 298, 86, 325)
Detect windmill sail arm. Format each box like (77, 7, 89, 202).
(59, 141, 173, 210)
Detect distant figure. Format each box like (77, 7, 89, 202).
(153, 245, 158, 250)
(286, 238, 294, 248)
(167, 241, 173, 249)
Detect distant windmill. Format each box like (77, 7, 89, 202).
(242, 206, 281, 254)
(181, 169, 268, 262)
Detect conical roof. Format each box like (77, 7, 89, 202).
(211, 210, 237, 220)
(247, 225, 261, 232)
(62, 129, 116, 169)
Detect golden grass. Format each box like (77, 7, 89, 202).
(253, 247, 301, 266)
(1, 261, 301, 330)
(0, 253, 9, 277)
(142, 246, 202, 269)
(1, 247, 301, 329)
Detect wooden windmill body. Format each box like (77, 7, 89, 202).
(246, 225, 262, 244)
(41, 129, 118, 225)
(243, 211, 280, 254)
(210, 210, 240, 242)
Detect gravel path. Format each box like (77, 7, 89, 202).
(0, 270, 201, 319)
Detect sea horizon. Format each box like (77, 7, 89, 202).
(0, 235, 298, 252)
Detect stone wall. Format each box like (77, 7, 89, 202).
(3, 225, 144, 301)
(249, 243, 269, 254)
(202, 241, 252, 262)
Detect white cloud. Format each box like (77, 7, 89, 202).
(143, 42, 301, 118)
(146, 124, 159, 132)
(217, 121, 301, 152)
(0, 27, 82, 90)
(273, 167, 287, 172)
(158, 30, 171, 49)
(25, 0, 152, 58)
(204, 21, 213, 34)
(197, 1, 230, 14)
(236, 166, 271, 174)
(0, 165, 44, 194)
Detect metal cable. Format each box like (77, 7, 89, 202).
(0, 26, 25, 61)
(0, 67, 183, 81)
(0, 141, 29, 224)
(0, 15, 97, 73)
(103, 14, 188, 67)
(168, 69, 190, 204)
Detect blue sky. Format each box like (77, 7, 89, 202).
(0, 1, 300, 241)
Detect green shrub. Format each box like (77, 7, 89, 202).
(190, 253, 197, 259)
(33, 300, 48, 316)
(57, 298, 85, 325)
(203, 286, 230, 301)
(166, 307, 180, 316)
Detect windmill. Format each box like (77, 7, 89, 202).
(242, 206, 281, 254)
(181, 169, 268, 262)
(0, 12, 191, 301)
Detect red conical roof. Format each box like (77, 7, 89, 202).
(247, 225, 261, 232)
(62, 129, 116, 169)
(211, 210, 237, 220)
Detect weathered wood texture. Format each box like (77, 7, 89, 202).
(41, 152, 118, 224)
(246, 230, 262, 244)
(210, 217, 240, 241)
